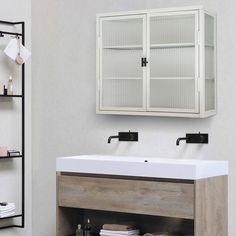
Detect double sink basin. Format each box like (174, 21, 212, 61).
(56, 155, 228, 180)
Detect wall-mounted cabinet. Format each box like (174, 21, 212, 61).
(96, 6, 216, 118)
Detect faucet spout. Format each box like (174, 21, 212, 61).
(108, 135, 119, 144)
(176, 137, 188, 146)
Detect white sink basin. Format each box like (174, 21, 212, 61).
(56, 155, 228, 180)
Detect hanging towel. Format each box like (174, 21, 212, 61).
(4, 38, 31, 64)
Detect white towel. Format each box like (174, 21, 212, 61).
(0, 208, 16, 213)
(0, 203, 16, 217)
(100, 234, 140, 236)
(0, 203, 15, 212)
(0, 211, 15, 218)
(100, 232, 140, 236)
(4, 38, 31, 63)
(100, 230, 140, 235)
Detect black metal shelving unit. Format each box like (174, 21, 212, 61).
(0, 20, 25, 229)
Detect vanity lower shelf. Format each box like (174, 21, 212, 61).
(58, 208, 194, 236)
(56, 173, 228, 236)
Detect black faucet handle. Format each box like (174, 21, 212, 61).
(118, 132, 138, 142)
(186, 133, 208, 144)
(176, 133, 208, 145)
(108, 131, 138, 143)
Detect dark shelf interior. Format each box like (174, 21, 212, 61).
(59, 207, 194, 236)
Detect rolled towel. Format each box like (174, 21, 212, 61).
(102, 224, 136, 231)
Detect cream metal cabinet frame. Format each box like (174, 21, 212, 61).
(96, 6, 216, 118)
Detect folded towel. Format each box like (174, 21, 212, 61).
(0, 209, 15, 213)
(0, 202, 16, 218)
(0, 211, 15, 218)
(100, 230, 140, 235)
(0, 203, 15, 211)
(0, 208, 16, 214)
(143, 233, 182, 236)
(0, 208, 15, 214)
(102, 224, 136, 231)
(100, 234, 140, 236)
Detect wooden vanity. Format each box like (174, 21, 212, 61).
(57, 172, 227, 236)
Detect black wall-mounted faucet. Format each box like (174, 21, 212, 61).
(108, 131, 138, 144)
(107, 135, 119, 143)
(176, 132, 208, 146)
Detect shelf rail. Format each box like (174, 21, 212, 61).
(0, 30, 22, 37)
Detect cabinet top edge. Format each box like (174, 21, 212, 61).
(96, 5, 215, 18)
(57, 172, 195, 183)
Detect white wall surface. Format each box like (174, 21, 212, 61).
(32, 0, 235, 235)
(0, 0, 31, 236)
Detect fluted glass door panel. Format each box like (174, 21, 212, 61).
(100, 16, 146, 110)
(205, 13, 215, 111)
(148, 12, 198, 112)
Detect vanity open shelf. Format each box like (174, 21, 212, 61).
(58, 208, 194, 236)
(56, 156, 228, 236)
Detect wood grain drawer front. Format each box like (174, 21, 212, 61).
(58, 175, 194, 219)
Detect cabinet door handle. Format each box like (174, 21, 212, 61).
(141, 57, 148, 67)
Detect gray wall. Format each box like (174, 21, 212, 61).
(32, 0, 235, 235)
(0, 0, 31, 236)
